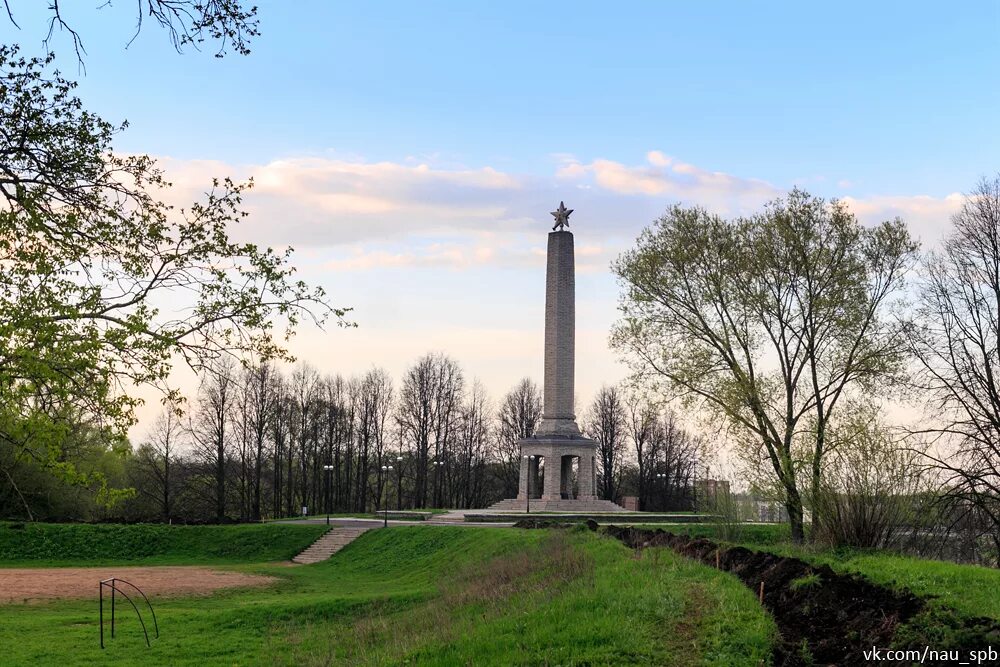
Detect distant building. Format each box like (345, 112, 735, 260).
(695, 479, 731, 499)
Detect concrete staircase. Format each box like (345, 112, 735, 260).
(485, 498, 627, 513)
(291, 526, 372, 564)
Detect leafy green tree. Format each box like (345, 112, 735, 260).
(0, 46, 344, 518)
(612, 190, 916, 542)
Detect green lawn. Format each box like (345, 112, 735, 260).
(0, 525, 776, 665)
(0, 522, 328, 566)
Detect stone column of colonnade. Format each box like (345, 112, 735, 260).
(578, 454, 596, 500)
(542, 450, 561, 500)
(517, 455, 529, 500)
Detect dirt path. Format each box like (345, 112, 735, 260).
(0, 566, 278, 604)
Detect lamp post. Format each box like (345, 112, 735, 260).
(380, 464, 394, 527)
(396, 455, 404, 511)
(523, 454, 537, 514)
(655, 472, 666, 512)
(433, 459, 445, 509)
(322, 464, 335, 526)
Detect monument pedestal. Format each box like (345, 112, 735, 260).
(516, 435, 598, 502)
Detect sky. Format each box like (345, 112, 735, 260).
(4, 1, 999, 441)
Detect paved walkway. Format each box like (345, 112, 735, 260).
(281, 515, 514, 529)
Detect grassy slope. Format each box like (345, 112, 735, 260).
(0, 526, 775, 666)
(649, 522, 1000, 621)
(0, 522, 328, 566)
(773, 547, 1000, 622)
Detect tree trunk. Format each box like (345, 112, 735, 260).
(215, 439, 226, 523)
(785, 488, 806, 544)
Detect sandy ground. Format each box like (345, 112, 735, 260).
(0, 566, 278, 604)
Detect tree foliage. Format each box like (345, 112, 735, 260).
(612, 190, 917, 541)
(0, 46, 341, 515)
(4, 0, 259, 62)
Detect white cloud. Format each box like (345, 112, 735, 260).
(839, 193, 963, 246)
(555, 152, 780, 216)
(127, 150, 972, 440)
(152, 151, 965, 269)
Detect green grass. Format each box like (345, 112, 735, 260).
(0, 522, 328, 566)
(714, 531, 1000, 651)
(0, 526, 776, 665)
(653, 520, 1000, 621)
(766, 544, 1000, 622)
(787, 572, 821, 591)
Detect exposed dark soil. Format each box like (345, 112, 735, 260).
(512, 518, 597, 530)
(602, 525, 1000, 666)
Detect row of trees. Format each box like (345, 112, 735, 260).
(2, 353, 703, 521)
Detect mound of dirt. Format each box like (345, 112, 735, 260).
(0, 566, 277, 604)
(512, 519, 574, 530)
(604, 526, 1000, 666)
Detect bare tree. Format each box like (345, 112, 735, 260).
(241, 362, 277, 520)
(190, 359, 237, 522)
(357, 368, 394, 511)
(626, 392, 658, 509)
(454, 380, 491, 508)
(585, 386, 628, 502)
(271, 377, 292, 518)
(397, 353, 464, 508)
(909, 175, 1000, 560)
(494, 378, 542, 498)
(657, 411, 699, 510)
(134, 407, 185, 520)
(289, 364, 320, 515)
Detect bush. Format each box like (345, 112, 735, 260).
(812, 410, 928, 549)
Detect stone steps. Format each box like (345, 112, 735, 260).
(291, 526, 372, 564)
(484, 498, 627, 513)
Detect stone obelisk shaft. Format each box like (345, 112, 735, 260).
(536, 230, 581, 436)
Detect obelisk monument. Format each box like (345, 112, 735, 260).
(535, 202, 582, 438)
(507, 203, 623, 511)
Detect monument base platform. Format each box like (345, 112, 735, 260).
(517, 435, 601, 503)
(484, 497, 627, 513)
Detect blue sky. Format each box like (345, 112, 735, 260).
(4, 1, 998, 436)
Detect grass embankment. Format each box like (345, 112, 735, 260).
(0, 525, 776, 665)
(647, 521, 1000, 648)
(0, 522, 328, 566)
(662, 522, 1000, 621)
(772, 544, 1000, 624)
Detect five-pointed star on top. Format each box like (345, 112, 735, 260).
(551, 201, 573, 230)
